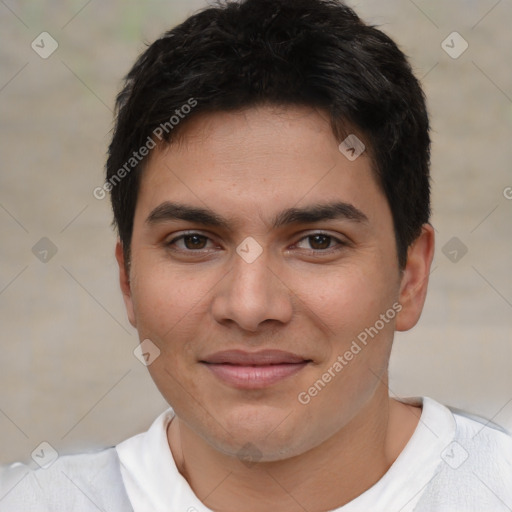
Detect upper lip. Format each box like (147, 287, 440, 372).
(201, 349, 310, 366)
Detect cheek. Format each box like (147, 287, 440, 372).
(129, 260, 213, 411)
(294, 260, 399, 399)
(294, 263, 397, 338)
(130, 257, 214, 341)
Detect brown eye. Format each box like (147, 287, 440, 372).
(294, 232, 347, 253)
(182, 234, 208, 250)
(166, 233, 214, 251)
(308, 234, 332, 250)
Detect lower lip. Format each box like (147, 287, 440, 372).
(203, 362, 308, 389)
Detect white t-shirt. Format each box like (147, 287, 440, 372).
(1, 396, 511, 511)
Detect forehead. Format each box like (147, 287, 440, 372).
(135, 105, 389, 231)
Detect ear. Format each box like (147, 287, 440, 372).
(115, 240, 136, 328)
(395, 224, 435, 331)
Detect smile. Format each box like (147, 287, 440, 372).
(200, 350, 312, 389)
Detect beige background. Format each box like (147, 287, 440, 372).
(0, 0, 511, 466)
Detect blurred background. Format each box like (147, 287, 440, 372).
(0, 0, 511, 465)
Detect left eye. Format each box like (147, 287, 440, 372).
(295, 234, 344, 251)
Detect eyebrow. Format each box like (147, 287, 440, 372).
(145, 200, 369, 229)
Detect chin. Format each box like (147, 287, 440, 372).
(209, 430, 307, 463)
(202, 404, 315, 461)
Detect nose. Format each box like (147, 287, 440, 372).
(211, 246, 294, 333)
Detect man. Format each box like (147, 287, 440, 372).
(1, 0, 511, 510)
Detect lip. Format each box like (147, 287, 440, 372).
(200, 350, 311, 389)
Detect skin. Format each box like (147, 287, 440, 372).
(116, 105, 435, 511)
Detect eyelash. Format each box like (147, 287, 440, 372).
(165, 231, 348, 255)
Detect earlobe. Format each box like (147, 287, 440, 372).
(395, 224, 435, 332)
(115, 240, 137, 328)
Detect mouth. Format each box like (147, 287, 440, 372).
(200, 350, 312, 389)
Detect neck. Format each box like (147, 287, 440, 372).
(167, 387, 420, 512)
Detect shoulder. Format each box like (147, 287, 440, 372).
(449, 404, 512, 464)
(414, 398, 512, 511)
(0, 447, 132, 512)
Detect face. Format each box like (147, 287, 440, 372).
(117, 105, 433, 461)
